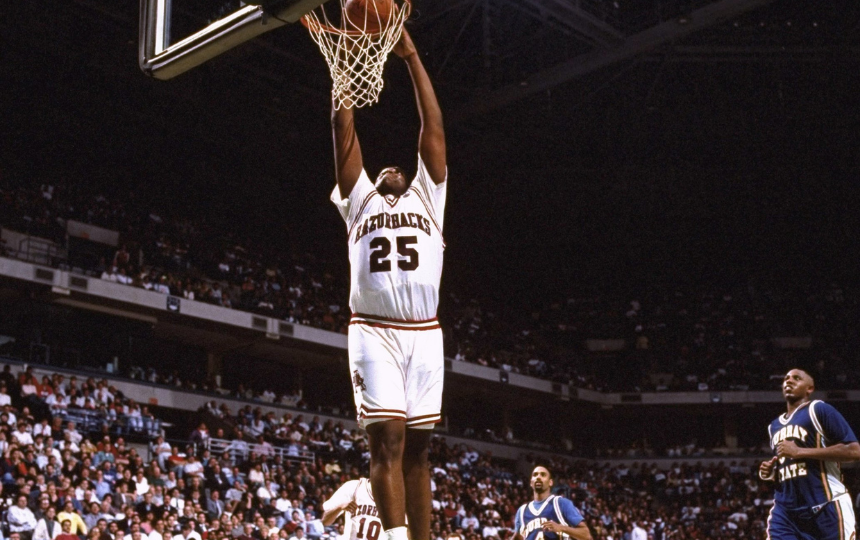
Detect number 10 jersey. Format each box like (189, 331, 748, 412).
(323, 478, 383, 540)
(331, 155, 447, 326)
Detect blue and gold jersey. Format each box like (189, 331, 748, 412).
(514, 495, 583, 540)
(768, 400, 857, 510)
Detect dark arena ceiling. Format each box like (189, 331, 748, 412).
(2, 0, 859, 295)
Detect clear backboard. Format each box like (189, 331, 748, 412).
(140, 0, 328, 79)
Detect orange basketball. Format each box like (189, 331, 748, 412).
(344, 0, 393, 33)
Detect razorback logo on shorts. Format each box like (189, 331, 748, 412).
(352, 370, 366, 391)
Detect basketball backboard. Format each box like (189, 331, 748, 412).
(140, 0, 328, 79)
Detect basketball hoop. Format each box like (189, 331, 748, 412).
(302, 0, 411, 109)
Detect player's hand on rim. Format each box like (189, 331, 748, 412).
(392, 28, 417, 59)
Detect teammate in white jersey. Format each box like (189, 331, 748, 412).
(322, 478, 383, 540)
(330, 29, 446, 540)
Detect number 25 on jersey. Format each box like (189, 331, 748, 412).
(369, 236, 419, 273)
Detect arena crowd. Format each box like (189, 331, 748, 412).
(3, 361, 855, 540)
(1, 182, 858, 394)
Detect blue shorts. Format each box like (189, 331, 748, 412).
(768, 497, 856, 540)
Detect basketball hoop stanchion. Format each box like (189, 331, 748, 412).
(302, 0, 411, 109)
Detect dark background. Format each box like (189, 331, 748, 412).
(1, 0, 859, 306)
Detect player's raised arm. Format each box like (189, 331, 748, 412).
(393, 30, 446, 185)
(332, 100, 364, 199)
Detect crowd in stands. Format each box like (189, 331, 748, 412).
(446, 283, 860, 392)
(0, 183, 348, 333)
(124, 369, 303, 412)
(1, 182, 859, 392)
(0, 360, 858, 540)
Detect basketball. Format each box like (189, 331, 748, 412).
(344, 0, 394, 33)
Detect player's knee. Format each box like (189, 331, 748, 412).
(368, 421, 406, 464)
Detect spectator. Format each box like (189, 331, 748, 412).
(150, 519, 167, 540)
(57, 500, 87, 536)
(153, 437, 173, 472)
(302, 514, 323, 540)
(183, 455, 205, 480)
(32, 506, 61, 540)
(12, 423, 34, 446)
(54, 519, 80, 540)
(172, 522, 197, 540)
(189, 425, 209, 448)
(236, 523, 255, 540)
(8, 495, 38, 540)
(631, 521, 647, 540)
(64, 423, 83, 446)
(206, 491, 225, 521)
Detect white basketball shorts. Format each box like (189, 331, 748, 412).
(348, 319, 444, 430)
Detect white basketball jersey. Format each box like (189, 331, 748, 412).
(331, 156, 447, 325)
(323, 478, 382, 540)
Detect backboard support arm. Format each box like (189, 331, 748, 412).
(140, 0, 327, 80)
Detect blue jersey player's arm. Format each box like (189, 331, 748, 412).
(512, 505, 525, 540)
(542, 498, 591, 540)
(776, 402, 860, 462)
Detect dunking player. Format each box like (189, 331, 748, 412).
(759, 368, 860, 540)
(329, 29, 446, 540)
(322, 477, 384, 540)
(513, 466, 592, 540)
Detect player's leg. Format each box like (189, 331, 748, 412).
(810, 496, 855, 540)
(402, 327, 445, 540)
(348, 324, 409, 540)
(366, 420, 408, 536)
(403, 427, 432, 540)
(766, 503, 804, 540)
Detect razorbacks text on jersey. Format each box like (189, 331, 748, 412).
(514, 495, 584, 540)
(331, 155, 446, 326)
(767, 400, 857, 509)
(322, 479, 382, 540)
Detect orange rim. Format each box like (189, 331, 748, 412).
(301, 0, 411, 37)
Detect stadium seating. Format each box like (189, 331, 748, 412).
(1, 182, 858, 396)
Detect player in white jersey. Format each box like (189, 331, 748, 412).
(330, 29, 445, 540)
(322, 478, 384, 540)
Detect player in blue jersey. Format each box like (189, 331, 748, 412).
(759, 368, 860, 540)
(513, 466, 592, 540)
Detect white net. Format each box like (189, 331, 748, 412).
(303, 0, 410, 109)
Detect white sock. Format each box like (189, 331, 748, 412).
(384, 526, 409, 540)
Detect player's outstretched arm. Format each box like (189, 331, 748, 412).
(393, 30, 446, 185)
(332, 101, 364, 199)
